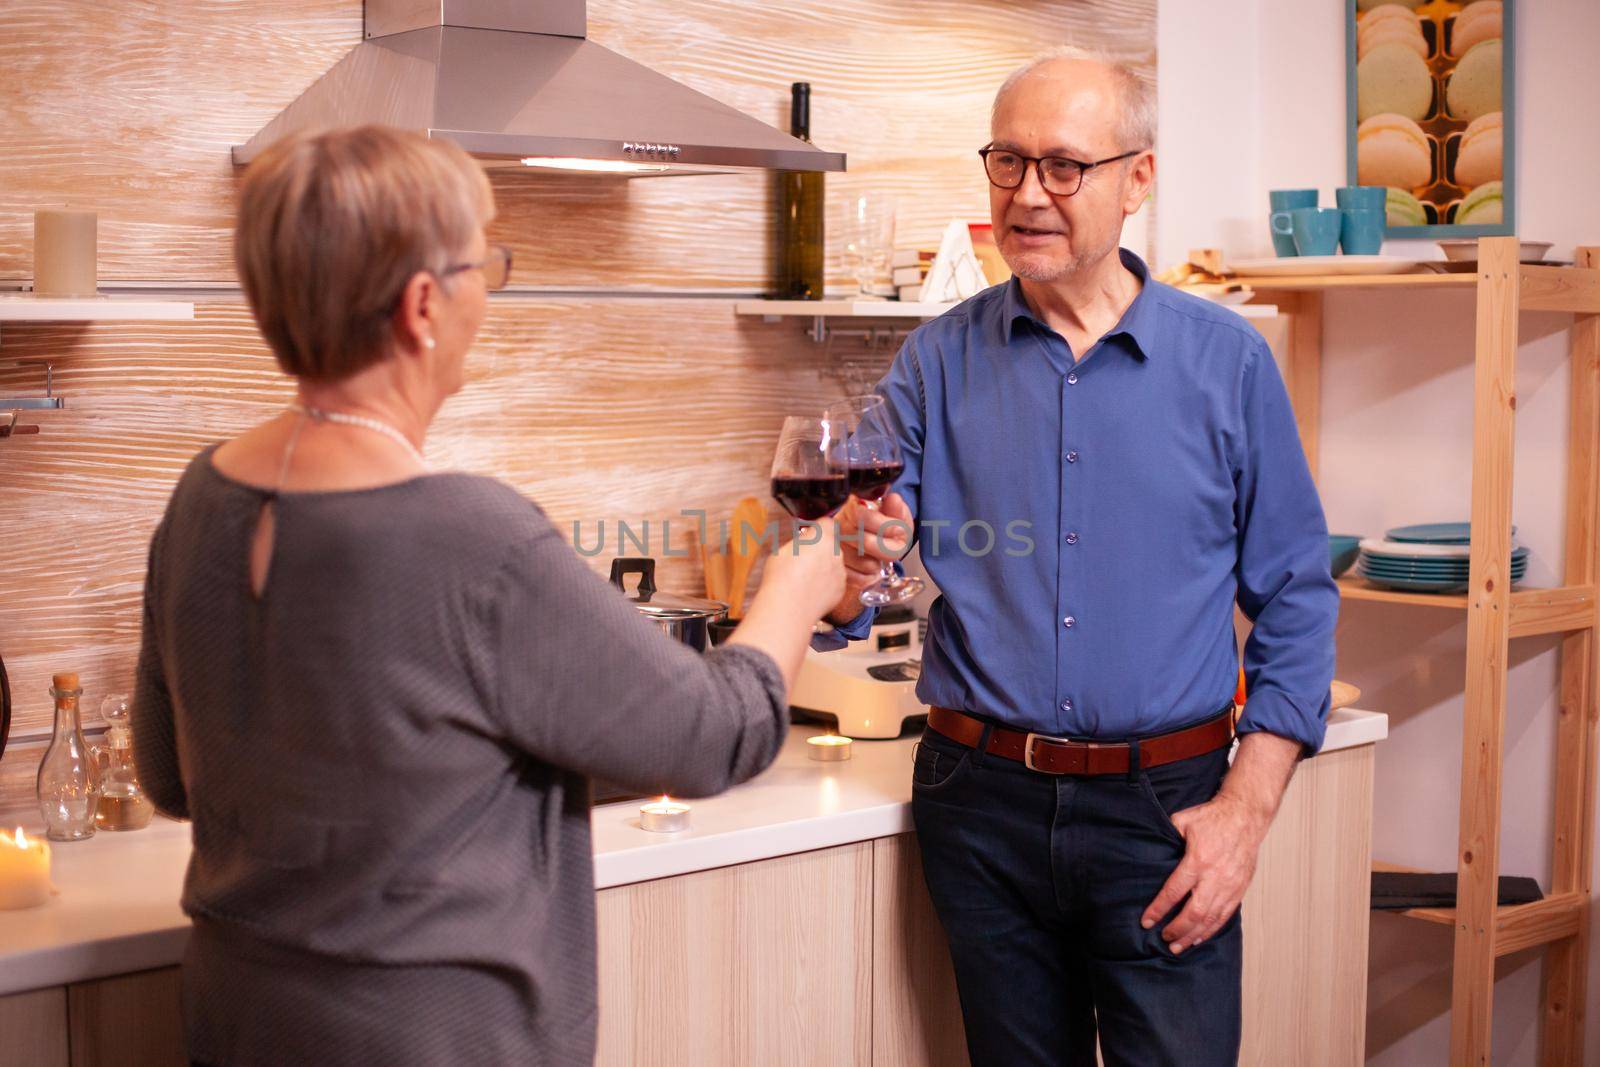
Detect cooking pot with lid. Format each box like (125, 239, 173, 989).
(609, 557, 727, 652)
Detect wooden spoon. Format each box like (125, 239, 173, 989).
(725, 497, 768, 619)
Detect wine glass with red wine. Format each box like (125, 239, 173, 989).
(770, 417, 849, 521)
(825, 395, 925, 606)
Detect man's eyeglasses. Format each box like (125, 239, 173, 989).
(978, 146, 1143, 198)
(442, 244, 513, 290)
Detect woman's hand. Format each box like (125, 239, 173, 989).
(758, 518, 848, 622)
(726, 519, 846, 691)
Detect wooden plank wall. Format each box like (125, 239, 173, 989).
(0, 0, 1155, 813)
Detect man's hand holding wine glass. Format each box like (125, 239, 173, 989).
(825, 491, 915, 626)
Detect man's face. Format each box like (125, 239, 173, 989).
(988, 61, 1152, 284)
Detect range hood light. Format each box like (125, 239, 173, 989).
(520, 157, 670, 174)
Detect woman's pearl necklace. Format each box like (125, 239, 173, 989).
(287, 403, 429, 469)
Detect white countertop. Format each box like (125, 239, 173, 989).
(0, 708, 1386, 995)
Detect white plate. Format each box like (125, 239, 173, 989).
(1229, 256, 1424, 277)
(1360, 536, 1525, 558)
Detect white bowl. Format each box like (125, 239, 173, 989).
(1437, 239, 1555, 263)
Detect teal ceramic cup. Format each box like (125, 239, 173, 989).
(1340, 208, 1385, 255)
(1269, 190, 1317, 256)
(1290, 207, 1343, 256)
(1269, 189, 1319, 212)
(1335, 185, 1387, 213)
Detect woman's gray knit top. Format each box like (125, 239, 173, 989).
(132, 447, 789, 1066)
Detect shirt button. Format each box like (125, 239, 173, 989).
(1067, 372, 1079, 385)
(1063, 615, 1076, 628)
(1065, 531, 1078, 545)
(1066, 450, 1079, 463)
(1060, 699, 1073, 713)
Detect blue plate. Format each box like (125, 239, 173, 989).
(1358, 573, 1470, 593)
(1359, 561, 1527, 577)
(1360, 555, 1527, 569)
(1385, 522, 1517, 544)
(1361, 548, 1528, 565)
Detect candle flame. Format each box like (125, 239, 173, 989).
(13, 827, 28, 848)
(660, 795, 670, 805)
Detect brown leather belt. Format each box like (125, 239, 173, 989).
(927, 704, 1236, 776)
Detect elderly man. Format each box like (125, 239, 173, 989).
(820, 47, 1338, 1065)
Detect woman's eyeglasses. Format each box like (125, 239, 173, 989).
(978, 146, 1142, 198)
(443, 244, 513, 290)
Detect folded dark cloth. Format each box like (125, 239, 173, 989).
(1371, 871, 1543, 910)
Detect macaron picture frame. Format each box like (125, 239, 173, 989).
(1347, 0, 1515, 238)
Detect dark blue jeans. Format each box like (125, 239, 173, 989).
(912, 725, 1241, 1067)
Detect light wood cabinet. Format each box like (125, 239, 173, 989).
(66, 968, 184, 1067)
(595, 842, 875, 1066)
(0, 985, 69, 1067)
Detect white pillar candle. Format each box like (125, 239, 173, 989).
(33, 209, 98, 297)
(0, 827, 52, 910)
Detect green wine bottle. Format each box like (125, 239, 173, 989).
(775, 82, 825, 300)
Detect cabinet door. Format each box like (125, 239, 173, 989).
(870, 834, 969, 1067)
(67, 967, 184, 1067)
(1240, 745, 1374, 1066)
(0, 986, 69, 1067)
(596, 842, 873, 1067)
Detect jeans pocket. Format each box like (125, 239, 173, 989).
(912, 737, 971, 790)
(1136, 774, 1189, 847)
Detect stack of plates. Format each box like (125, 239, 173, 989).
(1356, 523, 1527, 593)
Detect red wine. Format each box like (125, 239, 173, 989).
(847, 461, 903, 502)
(772, 473, 849, 520)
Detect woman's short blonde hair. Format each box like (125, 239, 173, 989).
(235, 125, 495, 382)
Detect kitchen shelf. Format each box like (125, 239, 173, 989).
(1336, 578, 1598, 638)
(1372, 861, 1588, 957)
(0, 295, 195, 322)
(1275, 237, 1600, 1065)
(737, 295, 1277, 347)
(1228, 262, 1600, 313)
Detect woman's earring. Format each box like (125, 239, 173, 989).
(423, 336, 437, 350)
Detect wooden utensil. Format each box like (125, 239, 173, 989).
(1330, 679, 1361, 711)
(725, 497, 767, 619)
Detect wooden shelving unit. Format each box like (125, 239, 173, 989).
(1237, 238, 1600, 1066)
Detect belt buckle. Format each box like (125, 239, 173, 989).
(1024, 731, 1075, 774)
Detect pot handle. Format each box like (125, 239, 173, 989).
(608, 557, 657, 596)
(0, 651, 9, 764)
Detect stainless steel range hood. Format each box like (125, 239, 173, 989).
(233, 0, 845, 176)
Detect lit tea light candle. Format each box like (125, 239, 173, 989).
(639, 796, 690, 833)
(807, 733, 853, 762)
(0, 827, 52, 910)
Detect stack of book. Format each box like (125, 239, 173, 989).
(891, 248, 937, 301)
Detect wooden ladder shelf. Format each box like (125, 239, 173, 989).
(1238, 237, 1600, 1066)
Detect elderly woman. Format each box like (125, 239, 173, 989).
(132, 125, 844, 1067)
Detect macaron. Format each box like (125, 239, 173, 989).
(1452, 111, 1502, 188)
(1358, 5, 1428, 60)
(1386, 187, 1429, 228)
(1358, 0, 1422, 9)
(1451, 0, 1502, 56)
(1358, 42, 1434, 122)
(1456, 180, 1503, 226)
(1357, 113, 1433, 189)
(1447, 39, 1503, 121)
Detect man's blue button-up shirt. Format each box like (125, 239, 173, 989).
(818, 250, 1338, 753)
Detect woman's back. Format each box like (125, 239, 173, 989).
(136, 448, 791, 1064)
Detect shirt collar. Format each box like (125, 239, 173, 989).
(1003, 247, 1159, 361)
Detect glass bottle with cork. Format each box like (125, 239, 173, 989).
(92, 693, 153, 831)
(36, 672, 101, 841)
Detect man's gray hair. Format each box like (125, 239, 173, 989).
(991, 45, 1156, 153)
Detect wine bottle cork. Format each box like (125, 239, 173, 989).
(51, 672, 81, 692)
